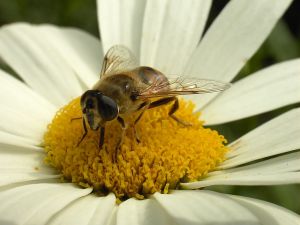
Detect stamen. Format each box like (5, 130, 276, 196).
(44, 97, 228, 200)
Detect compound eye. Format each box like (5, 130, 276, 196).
(98, 95, 118, 121)
(86, 98, 94, 109)
(80, 90, 99, 112)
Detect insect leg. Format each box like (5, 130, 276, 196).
(99, 126, 105, 149)
(115, 116, 127, 162)
(70, 117, 82, 122)
(168, 97, 192, 126)
(134, 102, 150, 143)
(77, 118, 88, 147)
(148, 97, 175, 109)
(149, 97, 191, 126)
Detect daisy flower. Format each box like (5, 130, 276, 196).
(0, 0, 300, 224)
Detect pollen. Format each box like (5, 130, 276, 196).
(44, 97, 228, 200)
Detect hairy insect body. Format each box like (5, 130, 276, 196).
(94, 74, 138, 114)
(93, 66, 168, 115)
(77, 45, 230, 158)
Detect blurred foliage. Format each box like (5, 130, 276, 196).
(0, 0, 99, 36)
(0, 0, 300, 214)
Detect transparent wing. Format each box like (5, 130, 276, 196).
(136, 77, 231, 99)
(100, 45, 139, 77)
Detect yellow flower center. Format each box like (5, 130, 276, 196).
(44, 97, 228, 200)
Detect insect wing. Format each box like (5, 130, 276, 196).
(100, 45, 139, 77)
(137, 77, 231, 99)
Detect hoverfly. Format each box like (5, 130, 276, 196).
(78, 45, 230, 158)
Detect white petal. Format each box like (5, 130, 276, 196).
(0, 23, 84, 106)
(0, 69, 55, 143)
(229, 195, 300, 225)
(48, 194, 116, 225)
(0, 183, 92, 225)
(223, 108, 300, 168)
(140, 0, 211, 74)
(37, 25, 103, 88)
(0, 145, 54, 172)
(201, 59, 300, 125)
(0, 69, 56, 122)
(181, 151, 300, 189)
(182, 109, 300, 189)
(0, 145, 59, 187)
(0, 105, 47, 141)
(97, 0, 146, 58)
(152, 190, 260, 224)
(0, 130, 41, 149)
(117, 198, 171, 225)
(184, 0, 292, 108)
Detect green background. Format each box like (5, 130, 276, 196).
(0, 0, 300, 214)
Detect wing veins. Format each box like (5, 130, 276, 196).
(137, 77, 231, 99)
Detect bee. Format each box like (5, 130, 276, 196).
(78, 45, 230, 158)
